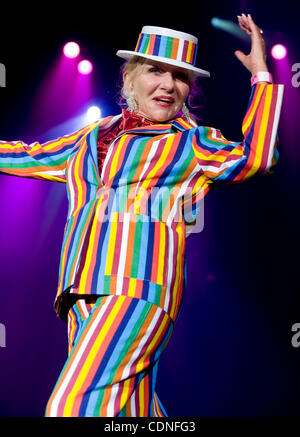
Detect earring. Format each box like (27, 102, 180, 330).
(182, 102, 190, 119)
(127, 94, 138, 113)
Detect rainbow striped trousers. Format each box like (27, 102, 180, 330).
(45, 295, 174, 417)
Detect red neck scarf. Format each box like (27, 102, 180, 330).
(119, 109, 154, 131)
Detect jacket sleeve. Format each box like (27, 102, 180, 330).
(192, 83, 284, 184)
(0, 122, 97, 183)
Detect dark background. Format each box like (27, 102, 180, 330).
(0, 0, 299, 417)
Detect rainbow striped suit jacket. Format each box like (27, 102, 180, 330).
(0, 84, 284, 322)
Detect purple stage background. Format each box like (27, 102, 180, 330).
(0, 0, 299, 417)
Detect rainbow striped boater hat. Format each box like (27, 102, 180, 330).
(117, 26, 210, 78)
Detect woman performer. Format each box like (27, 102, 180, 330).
(0, 15, 284, 416)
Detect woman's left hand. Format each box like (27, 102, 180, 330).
(234, 14, 269, 75)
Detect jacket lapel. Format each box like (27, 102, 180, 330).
(90, 115, 122, 185)
(89, 113, 198, 185)
(171, 115, 199, 131)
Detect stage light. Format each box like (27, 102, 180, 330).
(78, 60, 93, 75)
(211, 17, 221, 27)
(86, 106, 101, 122)
(63, 42, 80, 59)
(271, 44, 287, 60)
(210, 16, 248, 42)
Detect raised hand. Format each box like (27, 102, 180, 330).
(234, 14, 269, 75)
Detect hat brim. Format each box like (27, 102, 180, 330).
(116, 50, 210, 78)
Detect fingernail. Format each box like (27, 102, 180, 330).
(248, 13, 252, 18)
(242, 13, 247, 17)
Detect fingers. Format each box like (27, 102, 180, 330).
(246, 14, 264, 38)
(237, 14, 252, 35)
(237, 14, 263, 38)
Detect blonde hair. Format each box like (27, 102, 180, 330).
(120, 56, 147, 103)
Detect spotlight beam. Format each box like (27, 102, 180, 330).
(38, 115, 88, 141)
(211, 17, 249, 43)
